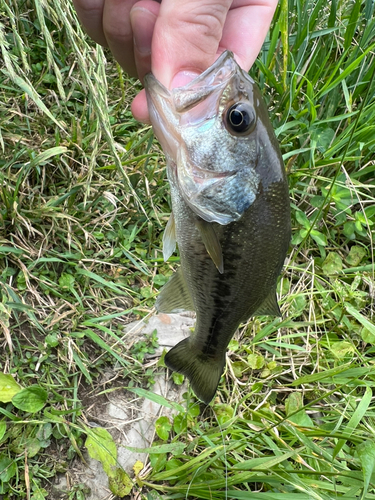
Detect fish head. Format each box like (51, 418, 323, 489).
(145, 51, 285, 224)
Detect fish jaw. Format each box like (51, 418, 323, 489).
(144, 75, 180, 164)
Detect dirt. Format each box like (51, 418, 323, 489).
(54, 312, 195, 500)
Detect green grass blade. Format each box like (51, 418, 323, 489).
(344, 0, 363, 50)
(333, 387, 372, 458)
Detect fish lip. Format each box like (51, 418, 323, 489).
(144, 73, 170, 98)
(172, 51, 241, 113)
(145, 72, 179, 161)
(144, 50, 250, 132)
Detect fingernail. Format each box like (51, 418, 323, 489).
(171, 70, 200, 89)
(131, 7, 155, 56)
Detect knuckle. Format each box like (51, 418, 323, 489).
(172, 3, 229, 43)
(103, 20, 132, 44)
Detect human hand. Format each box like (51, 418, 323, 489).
(72, 0, 278, 122)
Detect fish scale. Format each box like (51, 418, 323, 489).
(146, 51, 291, 404)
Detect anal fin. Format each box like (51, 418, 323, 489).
(196, 219, 224, 274)
(156, 267, 194, 313)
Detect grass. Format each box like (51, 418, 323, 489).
(0, 0, 375, 498)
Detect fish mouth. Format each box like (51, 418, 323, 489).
(145, 50, 244, 110)
(144, 52, 247, 138)
(144, 52, 242, 196)
(171, 51, 240, 112)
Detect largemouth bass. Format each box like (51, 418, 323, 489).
(145, 51, 291, 404)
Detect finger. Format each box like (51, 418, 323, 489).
(130, 1, 160, 81)
(102, 0, 141, 77)
(132, 0, 278, 122)
(72, 0, 108, 46)
(131, 89, 150, 122)
(221, 0, 279, 70)
(151, 0, 233, 88)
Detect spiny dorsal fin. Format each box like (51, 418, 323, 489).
(195, 219, 224, 274)
(155, 267, 194, 313)
(163, 213, 176, 262)
(253, 289, 282, 317)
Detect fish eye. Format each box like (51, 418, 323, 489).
(226, 102, 256, 135)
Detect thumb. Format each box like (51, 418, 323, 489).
(152, 0, 232, 89)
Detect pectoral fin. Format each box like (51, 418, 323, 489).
(156, 267, 194, 313)
(196, 219, 224, 274)
(253, 289, 282, 317)
(163, 212, 176, 261)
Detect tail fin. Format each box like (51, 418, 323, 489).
(165, 338, 225, 404)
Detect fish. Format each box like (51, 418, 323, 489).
(145, 51, 291, 404)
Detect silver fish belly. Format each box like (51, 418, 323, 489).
(145, 51, 291, 404)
